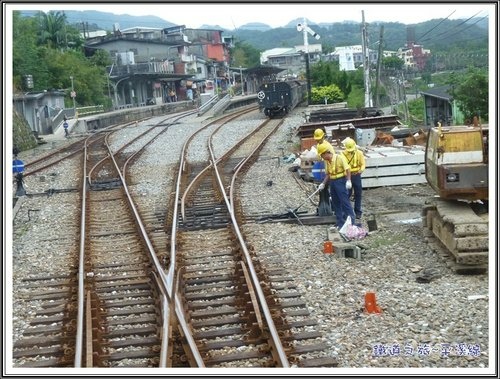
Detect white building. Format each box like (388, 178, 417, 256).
(327, 45, 378, 71)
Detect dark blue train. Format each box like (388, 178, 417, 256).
(257, 80, 307, 117)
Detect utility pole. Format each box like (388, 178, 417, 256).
(240, 66, 244, 95)
(361, 11, 373, 108)
(70, 75, 76, 113)
(374, 25, 384, 108)
(62, 11, 68, 50)
(297, 19, 320, 105)
(400, 71, 409, 123)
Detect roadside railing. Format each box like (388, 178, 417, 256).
(197, 94, 220, 116)
(77, 105, 104, 116)
(209, 94, 231, 116)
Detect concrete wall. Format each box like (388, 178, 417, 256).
(13, 109, 38, 152)
(76, 101, 195, 133)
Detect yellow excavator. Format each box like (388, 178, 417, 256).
(422, 119, 489, 274)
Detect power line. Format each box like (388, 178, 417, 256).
(420, 13, 488, 43)
(416, 10, 456, 41)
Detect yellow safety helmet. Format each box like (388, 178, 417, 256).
(317, 141, 332, 156)
(313, 128, 325, 141)
(344, 137, 356, 152)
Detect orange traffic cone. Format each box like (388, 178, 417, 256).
(364, 292, 382, 314)
(323, 241, 333, 254)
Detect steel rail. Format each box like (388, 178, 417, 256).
(74, 135, 92, 367)
(114, 113, 204, 367)
(23, 121, 135, 177)
(208, 119, 291, 367)
(74, 112, 194, 367)
(119, 111, 202, 367)
(167, 135, 207, 367)
(168, 108, 259, 366)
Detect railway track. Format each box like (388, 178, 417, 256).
(171, 114, 338, 367)
(23, 127, 116, 177)
(79, 112, 199, 367)
(12, 240, 79, 367)
(13, 113, 195, 367)
(13, 108, 337, 368)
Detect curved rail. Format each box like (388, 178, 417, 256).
(168, 108, 260, 366)
(171, 110, 292, 366)
(74, 111, 197, 367)
(22, 121, 137, 177)
(209, 118, 290, 367)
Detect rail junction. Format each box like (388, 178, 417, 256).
(12, 105, 338, 368)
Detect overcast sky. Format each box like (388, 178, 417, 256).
(8, 2, 493, 29)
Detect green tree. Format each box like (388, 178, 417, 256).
(310, 61, 353, 100)
(447, 67, 488, 121)
(37, 11, 67, 48)
(346, 85, 365, 108)
(13, 12, 53, 91)
(310, 61, 334, 86)
(336, 70, 352, 99)
(407, 97, 424, 122)
(42, 49, 108, 107)
(420, 72, 432, 85)
(89, 49, 113, 68)
(36, 11, 83, 50)
(230, 41, 261, 68)
(310, 84, 344, 104)
(382, 56, 404, 70)
(14, 12, 110, 106)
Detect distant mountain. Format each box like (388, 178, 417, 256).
(20, 10, 176, 30)
(19, 10, 488, 53)
(198, 24, 227, 30)
(238, 22, 272, 31)
(285, 18, 318, 28)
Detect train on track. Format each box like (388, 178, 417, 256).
(257, 80, 307, 117)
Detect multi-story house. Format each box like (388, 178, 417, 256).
(397, 43, 431, 72)
(260, 44, 322, 77)
(84, 24, 231, 107)
(183, 28, 232, 93)
(397, 27, 431, 72)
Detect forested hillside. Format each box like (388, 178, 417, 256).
(231, 19, 488, 52)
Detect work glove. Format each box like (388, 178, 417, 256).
(318, 183, 325, 191)
(345, 180, 352, 190)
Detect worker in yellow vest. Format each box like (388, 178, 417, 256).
(317, 142, 356, 227)
(342, 137, 366, 222)
(313, 128, 334, 159)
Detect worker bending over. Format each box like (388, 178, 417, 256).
(317, 143, 356, 227)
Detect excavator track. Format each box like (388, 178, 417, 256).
(422, 198, 488, 274)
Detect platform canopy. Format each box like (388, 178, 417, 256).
(244, 65, 286, 76)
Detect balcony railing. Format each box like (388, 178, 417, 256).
(108, 62, 174, 77)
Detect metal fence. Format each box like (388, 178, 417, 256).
(76, 105, 105, 116)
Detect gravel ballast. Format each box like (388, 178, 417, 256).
(9, 108, 493, 374)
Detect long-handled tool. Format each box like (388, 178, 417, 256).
(255, 186, 322, 224)
(292, 186, 322, 213)
(286, 186, 322, 225)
